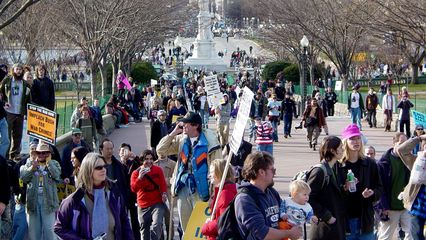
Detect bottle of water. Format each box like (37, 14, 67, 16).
(347, 169, 357, 193)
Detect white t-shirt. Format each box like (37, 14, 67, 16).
(350, 92, 360, 109)
(280, 197, 314, 226)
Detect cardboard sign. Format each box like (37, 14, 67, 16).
(183, 201, 211, 240)
(27, 104, 57, 144)
(335, 81, 342, 91)
(229, 87, 254, 154)
(413, 110, 426, 127)
(204, 75, 223, 108)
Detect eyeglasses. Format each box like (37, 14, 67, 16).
(94, 165, 107, 170)
(416, 129, 424, 131)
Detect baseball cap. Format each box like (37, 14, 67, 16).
(179, 112, 202, 125)
(342, 124, 362, 140)
(415, 124, 424, 131)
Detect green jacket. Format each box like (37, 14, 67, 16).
(20, 158, 61, 213)
(0, 76, 32, 115)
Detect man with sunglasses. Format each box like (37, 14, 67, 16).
(156, 111, 221, 234)
(61, 128, 91, 185)
(20, 142, 61, 240)
(235, 152, 302, 240)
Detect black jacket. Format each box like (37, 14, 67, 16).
(281, 98, 297, 118)
(31, 77, 55, 111)
(307, 161, 346, 240)
(337, 157, 383, 234)
(0, 156, 10, 205)
(397, 100, 414, 121)
(150, 120, 168, 149)
(61, 140, 91, 181)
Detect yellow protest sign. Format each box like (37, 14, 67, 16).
(183, 201, 211, 240)
(352, 52, 367, 62)
(27, 104, 57, 144)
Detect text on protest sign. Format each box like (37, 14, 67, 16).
(203, 75, 223, 108)
(229, 87, 254, 154)
(27, 104, 57, 144)
(183, 201, 211, 239)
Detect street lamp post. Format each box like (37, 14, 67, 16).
(300, 35, 309, 113)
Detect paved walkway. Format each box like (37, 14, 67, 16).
(109, 115, 397, 196)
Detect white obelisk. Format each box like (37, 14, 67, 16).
(184, 0, 227, 72)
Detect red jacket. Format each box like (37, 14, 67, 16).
(201, 182, 237, 240)
(130, 165, 167, 208)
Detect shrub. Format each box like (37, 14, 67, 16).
(131, 61, 157, 85)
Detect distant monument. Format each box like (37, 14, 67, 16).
(184, 0, 227, 72)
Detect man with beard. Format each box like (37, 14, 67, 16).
(31, 65, 55, 111)
(0, 64, 31, 160)
(235, 152, 302, 240)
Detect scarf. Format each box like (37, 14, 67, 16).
(92, 187, 108, 239)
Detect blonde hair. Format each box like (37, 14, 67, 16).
(211, 159, 235, 183)
(340, 138, 365, 163)
(289, 180, 311, 197)
(77, 153, 108, 194)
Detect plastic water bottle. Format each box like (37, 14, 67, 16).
(347, 169, 357, 193)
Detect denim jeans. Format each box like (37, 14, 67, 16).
(138, 203, 165, 240)
(256, 144, 273, 155)
(12, 203, 28, 240)
(26, 194, 56, 240)
(0, 117, 9, 159)
(410, 215, 425, 240)
(198, 109, 209, 128)
(283, 114, 292, 136)
(347, 218, 375, 240)
(270, 120, 278, 141)
(350, 107, 362, 130)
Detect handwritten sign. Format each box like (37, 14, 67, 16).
(229, 87, 254, 154)
(204, 75, 223, 108)
(27, 104, 57, 144)
(183, 201, 211, 240)
(413, 111, 426, 128)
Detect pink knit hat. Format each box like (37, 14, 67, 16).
(342, 124, 362, 140)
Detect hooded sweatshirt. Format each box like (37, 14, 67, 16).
(235, 182, 281, 240)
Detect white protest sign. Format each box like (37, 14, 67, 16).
(151, 79, 158, 86)
(229, 87, 254, 154)
(235, 86, 241, 99)
(335, 81, 342, 91)
(204, 75, 223, 108)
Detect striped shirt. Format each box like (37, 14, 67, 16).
(255, 121, 274, 145)
(410, 184, 426, 219)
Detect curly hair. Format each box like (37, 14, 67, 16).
(242, 151, 274, 181)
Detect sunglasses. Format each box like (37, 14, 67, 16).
(94, 165, 107, 170)
(37, 151, 50, 155)
(416, 129, 424, 131)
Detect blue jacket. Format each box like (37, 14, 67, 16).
(54, 184, 134, 240)
(376, 148, 410, 211)
(175, 132, 210, 201)
(235, 182, 281, 240)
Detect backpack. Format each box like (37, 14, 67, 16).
(292, 163, 329, 189)
(217, 187, 260, 240)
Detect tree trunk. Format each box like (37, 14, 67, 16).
(98, 65, 105, 98)
(90, 65, 97, 101)
(411, 63, 418, 84)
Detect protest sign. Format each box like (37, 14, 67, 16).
(27, 104, 57, 144)
(413, 110, 426, 127)
(229, 87, 254, 154)
(150, 79, 158, 86)
(183, 201, 211, 240)
(204, 75, 223, 108)
(335, 81, 342, 91)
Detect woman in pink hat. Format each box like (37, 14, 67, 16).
(338, 124, 383, 240)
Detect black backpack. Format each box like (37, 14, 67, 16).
(217, 187, 261, 240)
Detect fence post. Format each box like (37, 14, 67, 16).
(64, 100, 67, 135)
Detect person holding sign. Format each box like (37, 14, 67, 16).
(156, 112, 221, 234)
(201, 159, 237, 239)
(215, 94, 232, 148)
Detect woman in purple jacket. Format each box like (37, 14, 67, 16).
(54, 153, 134, 240)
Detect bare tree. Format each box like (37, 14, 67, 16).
(0, 0, 40, 30)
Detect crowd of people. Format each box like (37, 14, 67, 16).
(0, 58, 425, 240)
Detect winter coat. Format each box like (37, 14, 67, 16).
(396, 137, 424, 210)
(337, 157, 383, 234)
(31, 77, 55, 111)
(156, 129, 221, 201)
(0, 76, 32, 115)
(365, 94, 378, 111)
(20, 158, 61, 213)
(307, 161, 346, 240)
(201, 182, 237, 240)
(61, 140, 91, 181)
(347, 91, 364, 111)
(376, 148, 410, 211)
(397, 99, 414, 121)
(53, 185, 134, 240)
(150, 120, 168, 150)
(130, 165, 167, 208)
(302, 105, 326, 128)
